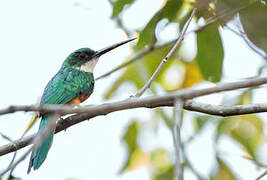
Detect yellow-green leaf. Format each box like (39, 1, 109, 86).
(111, 0, 136, 18)
(135, 0, 182, 50)
(120, 121, 150, 173)
(217, 114, 264, 158)
(211, 157, 236, 180)
(151, 150, 173, 180)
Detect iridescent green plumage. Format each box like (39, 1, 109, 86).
(28, 49, 95, 173)
(27, 38, 136, 173)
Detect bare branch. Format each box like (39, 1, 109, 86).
(225, 24, 267, 60)
(0, 148, 32, 176)
(1, 77, 267, 116)
(1, 77, 267, 156)
(134, 8, 197, 97)
(173, 99, 184, 180)
(1, 101, 267, 156)
(0, 114, 60, 175)
(256, 170, 267, 180)
(0, 132, 17, 175)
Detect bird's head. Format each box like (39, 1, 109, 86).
(62, 37, 136, 73)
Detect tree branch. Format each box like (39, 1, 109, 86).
(134, 8, 197, 97)
(256, 170, 267, 180)
(173, 99, 183, 180)
(1, 77, 267, 156)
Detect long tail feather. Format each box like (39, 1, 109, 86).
(27, 115, 55, 173)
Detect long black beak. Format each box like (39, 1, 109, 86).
(93, 37, 137, 58)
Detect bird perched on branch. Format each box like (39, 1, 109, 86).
(27, 38, 136, 173)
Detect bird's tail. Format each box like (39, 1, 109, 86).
(27, 115, 55, 174)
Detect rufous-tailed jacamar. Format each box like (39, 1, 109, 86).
(27, 38, 136, 173)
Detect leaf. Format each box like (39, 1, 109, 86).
(236, 89, 252, 105)
(111, 0, 136, 18)
(196, 24, 224, 82)
(182, 61, 203, 88)
(194, 115, 210, 134)
(240, 1, 267, 53)
(214, 0, 251, 24)
(135, 14, 159, 51)
(135, 0, 182, 50)
(161, 0, 183, 21)
(194, 115, 222, 134)
(120, 121, 150, 173)
(210, 157, 236, 180)
(217, 114, 264, 159)
(151, 150, 173, 180)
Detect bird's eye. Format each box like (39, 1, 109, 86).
(79, 53, 86, 59)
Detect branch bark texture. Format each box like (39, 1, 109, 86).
(1, 77, 267, 156)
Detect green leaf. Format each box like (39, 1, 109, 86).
(111, 0, 136, 18)
(240, 1, 267, 53)
(236, 89, 252, 105)
(217, 114, 264, 159)
(194, 115, 210, 133)
(210, 157, 236, 180)
(196, 24, 224, 82)
(151, 150, 173, 180)
(135, 0, 182, 50)
(194, 115, 222, 134)
(120, 121, 149, 173)
(161, 0, 183, 21)
(135, 14, 159, 51)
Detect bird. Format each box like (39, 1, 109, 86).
(27, 37, 136, 173)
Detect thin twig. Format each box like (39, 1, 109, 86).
(0, 114, 60, 175)
(1, 77, 267, 116)
(1, 77, 267, 155)
(194, 0, 256, 33)
(1, 101, 267, 156)
(134, 8, 197, 97)
(0, 147, 32, 176)
(0, 132, 14, 142)
(225, 24, 267, 60)
(173, 99, 184, 180)
(256, 170, 267, 180)
(0, 132, 17, 175)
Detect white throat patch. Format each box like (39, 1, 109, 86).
(80, 57, 99, 73)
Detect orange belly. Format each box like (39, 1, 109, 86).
(67, 93, 89, 105)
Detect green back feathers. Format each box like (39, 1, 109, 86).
(41, 67, 95, 105)
(28, 67, 95, 173)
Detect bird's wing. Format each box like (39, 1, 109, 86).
(40, 68, 94, 105)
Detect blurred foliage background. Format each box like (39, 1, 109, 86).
(104, 0, 267, 179)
